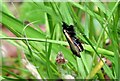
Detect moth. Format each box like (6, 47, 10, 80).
(62, 22, 84, 57)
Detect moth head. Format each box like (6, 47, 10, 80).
(62, 22, 68, 30)
(62, 22, 75, 36)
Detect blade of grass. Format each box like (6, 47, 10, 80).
(91, 0, 111, 17)
(0, 36, 114, 57)
(0, 10, 59, 78)
(71, 2, 104, 23)
(86, 59, 105, 79)
(67, 2, 115, 79)
(2, 68, 24, 79)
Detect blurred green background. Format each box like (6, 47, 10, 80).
(0, 0, 120, 80)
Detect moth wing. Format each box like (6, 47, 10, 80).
(64, 30, 80, 57)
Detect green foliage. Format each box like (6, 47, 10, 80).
(0, 1, 120, 80)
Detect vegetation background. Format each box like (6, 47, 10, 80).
(0, 0, 120, 80)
